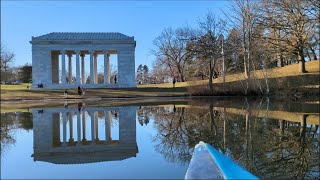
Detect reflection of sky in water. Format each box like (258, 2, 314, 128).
(58, 111, 119, 142)
(1, 100, 319, 179)
(1, 108, 188, 179)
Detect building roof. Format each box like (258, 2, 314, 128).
(32, 32, 134, 41)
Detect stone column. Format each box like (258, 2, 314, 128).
(77, 112, 81, 144)
(61, 51, 66, 84)
(118, 50, 136, 87)
(82, 111, 86, 142)
(62, 112, 67, 146)
(105, 111, 111, 143)
(94, 53, 98, 84)
(81, 54, 85, 84)
(90, 51, 94, 84)
(104, 52, 110, 84)
(52, 113, 61, 145)
(95, 112, 99, 142)
(75, 51, 80, 85)
(119, 106, 137, 144)
(68, 53, 72, 84)
(107, 54, 110, 84)
(51, 52, 59, 84)
(69, 112, 74, 143)
(90, 111, 95, 143)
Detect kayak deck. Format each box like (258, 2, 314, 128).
(185, 143, 224, 179)
(185, 141, 258, 179)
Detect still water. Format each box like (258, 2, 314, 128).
(1, 98, 319, 179)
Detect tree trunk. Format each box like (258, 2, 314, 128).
(277, 53, 284, 67)
(244, 54, 249, 79)
(306, 50, 312, 62)
(277, 30, 284, 67)
(222, 50, 225, 91)
(176, 64, 185, 82)
(298, 48, 307, 73)
(209, 102, 217, 135)
(208, 60, 214, 92)
(299, 114, 307, 147)
(309, 45, 318, 60)
(242, 14, 249, 79)
(180, 73, 185, 82)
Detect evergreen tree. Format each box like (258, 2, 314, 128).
(142, 65, 150, 84)
(18, 64, 32, 83)
(136, 64, 143, 84)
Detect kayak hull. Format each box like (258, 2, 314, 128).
(185, 141, 258, 179)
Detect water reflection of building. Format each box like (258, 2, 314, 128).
(31, 105, 137, 164)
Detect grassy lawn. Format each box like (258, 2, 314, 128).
(0, 83, 188, 100)
(1, 61, 319, 100)
(140, 60, 320, 88)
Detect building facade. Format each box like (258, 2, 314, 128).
(30, 32, 136, 89)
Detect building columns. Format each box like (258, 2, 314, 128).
(82, 111, 86, 142)
(95, 112, 99, 141)
(118, 50, 136, 87)
(75, 51, 80, 84)
(77, 112, 81, 144)
(61, 51, 66, 84)
(69, 112, 74, 143)
(51, 52, 59, 84)
(104, 52, 110, 84)
(90, 112, 95, 144)
(105, 111, 111, 143)
(90, 51, 94, 84)
(62, 112, 67, 146)
(68, 53, 72, 84)
(94, 53, 98, 84)
(81, 54, 85, 84)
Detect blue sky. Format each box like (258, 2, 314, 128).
(1, 1, 229, 72)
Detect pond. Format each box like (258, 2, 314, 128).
(1, 98, 319, 179)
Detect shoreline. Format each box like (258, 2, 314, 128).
(1, 93, 318, 103)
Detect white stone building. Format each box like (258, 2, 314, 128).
(30, 32, 136, 89)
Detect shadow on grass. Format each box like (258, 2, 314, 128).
(187, 73, 320, 96)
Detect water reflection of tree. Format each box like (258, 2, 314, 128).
(251, 116, 320, 179)
(151, 106, 193, 165)
(140, 99, 320, 178)
(0, 112, 33, 156)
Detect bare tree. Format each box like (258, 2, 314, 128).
(188, 12, 226, 92)
(260, 0, 317, 73)
(225, 28, 242, 72)
(0, 43, 15, 83)
(151, 27, 194, 82)
(224, 0, 260, 79)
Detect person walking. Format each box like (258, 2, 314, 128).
(114, 75, 117, 84)
(82, 87, 86, 95)
(172, 78, 176, 88)
(64, 89, 68, 98)
(78, 86, 82, 95)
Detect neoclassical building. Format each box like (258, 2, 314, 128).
(30, 32, 136, 89)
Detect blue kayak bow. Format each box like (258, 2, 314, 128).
(185, 141, 258, 179)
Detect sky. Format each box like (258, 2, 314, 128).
(1, 1, 229, 74)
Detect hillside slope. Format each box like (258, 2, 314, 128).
(139, 60, 320, 88)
